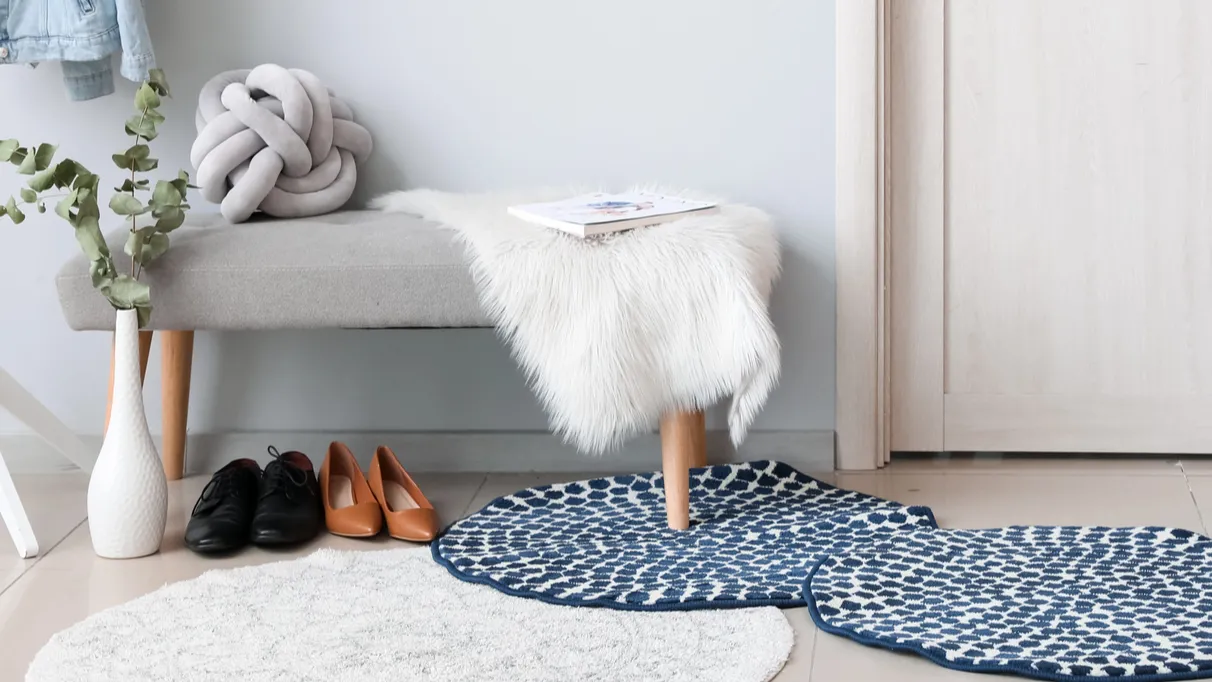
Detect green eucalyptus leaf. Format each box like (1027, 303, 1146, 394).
(8, 147, 27, 167)
(52, 159, 79, 189)
(4, 197, 24, 223)
(125, 144, 150, 160)
(0, 139, 18, 162)
(36, 202, 46, 214)
(140, 233, 169, 264)
(136, 302, 152, 328)
(88, 258, 115, 288)
(143, 109, 165, 124)
(147, 69, 171, 97)
(124, 229, 143, 262)
(170, 170, 190, 197)
(154, 206, 186, 232)
(77, 189, 98, 211)
(134, 158, 159, 172)
(124, 115, 158, 141)
(74, 214, 110, 260)
(151, 180, 182, 208)
(73, 170, 98, 192)
(28, 167, 56, 192)
(124, 227, 164, 264)
(114, 178, 151, 193)
(111, 153, 131, 170)
(108, 194, 147, 216)
(33, 143, 56, 171)
(175, 171, 199, 190)
(100, 274, 153, 327)
(134, 82, 161, 110)
(101, 274, 151, 311)
(77, 193, 100, 219)
(15, 149, 37, 175)
(55, 190, 77, 220)
(19, 188, 36, 203)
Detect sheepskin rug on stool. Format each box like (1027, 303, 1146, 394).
(373, 188, 781, 454)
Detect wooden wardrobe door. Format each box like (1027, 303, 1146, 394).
(891, 0, 1212, 453)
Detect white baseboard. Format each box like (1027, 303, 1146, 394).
(0, 430, 835, 475)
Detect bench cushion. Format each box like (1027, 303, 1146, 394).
(56, 211, 492, 331)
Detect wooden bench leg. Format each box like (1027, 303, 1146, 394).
(660, 409, 705, 530)
(160, 331, 194, 481)
(105, 330, 153, 434)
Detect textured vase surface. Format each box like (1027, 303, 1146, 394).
(87, 309, 167, 559)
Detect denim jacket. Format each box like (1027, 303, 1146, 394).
(0, 0, 156, 101)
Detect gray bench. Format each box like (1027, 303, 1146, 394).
(58, 211, 492, 331)
(57, 211, 707, 529)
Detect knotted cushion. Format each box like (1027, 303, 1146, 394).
(191, 65, 373, 223)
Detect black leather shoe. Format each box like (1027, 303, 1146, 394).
(185, 459, 262, 554)
(250, 447, 323, 547)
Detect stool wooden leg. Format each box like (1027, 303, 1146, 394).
(690, 411, 707, 468)
(160, 331, 194, 481)
(661, 409, 705, 530)
(105, 330, 153, 433)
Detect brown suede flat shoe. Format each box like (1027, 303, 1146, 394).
(368, 445, 439, 542)
(319, 442, 383, 538)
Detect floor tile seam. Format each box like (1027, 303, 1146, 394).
(1179, 462, 1211, 535)
(804, 617, 823, 681)
(456, 474, 490, 519)
(0, 518, 88, 600)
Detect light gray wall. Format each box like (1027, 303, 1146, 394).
(0, 1, 834, 443)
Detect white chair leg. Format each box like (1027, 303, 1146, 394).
(0, 445, 38, 558)
(0, 368, 92, 472)
(0, 366, 91, 559)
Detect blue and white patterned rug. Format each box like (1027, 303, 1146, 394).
(432, 460, 938, 610)
(805, 526, 1212, 682)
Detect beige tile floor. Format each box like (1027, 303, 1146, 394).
(2, 455, 1211, 681)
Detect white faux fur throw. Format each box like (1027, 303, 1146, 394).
(373, 189, 781, 453)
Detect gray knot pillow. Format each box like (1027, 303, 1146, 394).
(190, 65, 374, 223)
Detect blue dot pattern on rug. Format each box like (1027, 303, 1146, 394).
(805, 526, 1212, 682)
(432, 460, 938, 610)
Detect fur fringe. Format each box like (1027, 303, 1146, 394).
(373, 188, 781, 454)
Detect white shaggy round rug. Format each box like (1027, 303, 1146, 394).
(28, 548, 793, 682)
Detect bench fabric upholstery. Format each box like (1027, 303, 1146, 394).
(56, 211, 491, 331)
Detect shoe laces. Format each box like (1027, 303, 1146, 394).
(192, 467, 238, 516)
(261, 446, 309, 501)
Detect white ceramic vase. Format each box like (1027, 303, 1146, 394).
(87, 309, 167, 559)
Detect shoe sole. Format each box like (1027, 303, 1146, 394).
(388, 533, 436, 543)
(186, 542, 246, 555)
(328, 530, 380, 539)
(250, 533, 316, 547)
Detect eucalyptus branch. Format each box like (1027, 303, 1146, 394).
(0, 69, 194, 329)
(129, 107, 147, 279)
